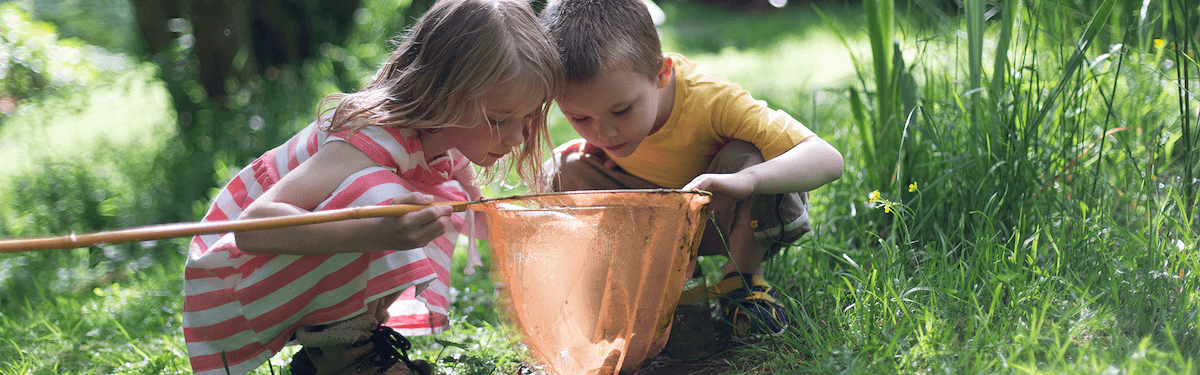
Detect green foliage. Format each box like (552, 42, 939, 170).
(12, 0, 139, 52)
(2, 0, 1199, 374)
(0, 4, 106, 102)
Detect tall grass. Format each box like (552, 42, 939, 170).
(795, 0, 1199, 372)
(2, 0, 1198, 374)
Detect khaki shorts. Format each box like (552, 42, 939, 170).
(544, 140, 811, 258)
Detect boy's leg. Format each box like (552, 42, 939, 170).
(543, 148, 658, 192)
(698, 140, 811, 336)
(697, 140, 810, 272)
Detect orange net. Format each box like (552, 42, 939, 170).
(476, 189, 711, 374)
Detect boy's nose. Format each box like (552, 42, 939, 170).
(595, 120, 619, 142)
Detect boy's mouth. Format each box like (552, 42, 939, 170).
(599, 143, 626, 152)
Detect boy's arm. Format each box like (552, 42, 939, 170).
(235, 141, 455, 254)
(682, 136, 843, 206)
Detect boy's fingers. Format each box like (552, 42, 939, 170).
(555, 138, 588, 154)
(581, 142, 604, 156)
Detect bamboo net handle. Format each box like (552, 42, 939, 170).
(0, 201, 472, 253)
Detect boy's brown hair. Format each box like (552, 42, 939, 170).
(541, 0, 662, 82)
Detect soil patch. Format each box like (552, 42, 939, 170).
(638, 338, 741, 375)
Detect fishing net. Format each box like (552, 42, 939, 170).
(474, 189, 711, 374)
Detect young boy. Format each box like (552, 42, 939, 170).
(540, 0, 844, 337)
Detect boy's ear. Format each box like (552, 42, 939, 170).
(655, 57, 673, 89)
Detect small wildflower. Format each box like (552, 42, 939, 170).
(1154, 39, 1165, 49)
(908, 182, 918, 193)
(868, 190, 881, 203)
(884, 205, 892, 214)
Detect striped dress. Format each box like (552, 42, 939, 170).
(182, 121, 471, 375)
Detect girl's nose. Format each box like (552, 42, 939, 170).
(502, 117, 528, 146)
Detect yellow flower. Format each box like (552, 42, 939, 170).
(868, 190, 881, 203)
(884, 205, 892, 214)
(908, 182, 918, 192)
(1154, 39, 1165, 49)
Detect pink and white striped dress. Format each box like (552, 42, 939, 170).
(182, 121, 471, 375)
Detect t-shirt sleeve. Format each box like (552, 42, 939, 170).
(325, 127, 411, 171)
(714, 87, 816, 160)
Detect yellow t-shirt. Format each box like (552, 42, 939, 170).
(610, 53, 817, 188)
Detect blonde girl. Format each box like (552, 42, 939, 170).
(182, 1, 563, 374)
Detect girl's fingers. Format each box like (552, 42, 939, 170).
(399, 205, 454, 231)
(407, 215, 451, 245)
(392, 192, 434, 205)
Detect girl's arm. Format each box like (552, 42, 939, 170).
(451, 154, 484, 202)
(682, 136, 844, 206)
(235, 141, 455, 254)
(451, 155, 489, 241)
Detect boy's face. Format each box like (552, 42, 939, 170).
(556, 65, 669, 158)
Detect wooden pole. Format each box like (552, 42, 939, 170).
(0, 201, 470, 253)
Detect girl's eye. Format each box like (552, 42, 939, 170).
(487, 118, 502, 125)
(613, 106, 631, 115)
(569, 116, 588, 122)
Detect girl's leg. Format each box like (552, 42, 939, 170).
(290, 293, 432, 375)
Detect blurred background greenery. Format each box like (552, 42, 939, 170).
(1, 0, 1198, 373)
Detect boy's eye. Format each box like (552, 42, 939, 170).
(613, 106, 631, 115)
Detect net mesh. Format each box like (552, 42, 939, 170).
(475, 189, 711, 374)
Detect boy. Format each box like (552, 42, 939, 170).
(540, 0, 844, 337)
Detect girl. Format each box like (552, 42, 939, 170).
(182, 1, 563, 374)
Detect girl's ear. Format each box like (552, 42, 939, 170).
(656, 57, 673, 89)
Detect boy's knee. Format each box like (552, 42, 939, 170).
(708, 140, 765, 174)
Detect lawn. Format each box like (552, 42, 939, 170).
(0, 0, 1197, 374)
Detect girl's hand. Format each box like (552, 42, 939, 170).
(378, 193, 456, 250)
(683, 173, 754, 211)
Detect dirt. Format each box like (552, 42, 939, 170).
(637, 358, 732, 375)
(637, 338, 741, 375)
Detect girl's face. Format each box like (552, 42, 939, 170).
(441, 80, 543, 167)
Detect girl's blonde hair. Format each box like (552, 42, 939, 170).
(320, 0, 563, 192)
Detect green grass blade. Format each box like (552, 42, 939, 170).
(989, 0, 1017, 99)
(1029, 0, 1117, 128)
(966, 0, 984, 126)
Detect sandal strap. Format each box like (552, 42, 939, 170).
(706, 273, 773, 296)
(367, 325, 428, 375)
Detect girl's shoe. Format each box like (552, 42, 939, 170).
(707, 273, 789, 337)
(289, 308, 433, 375)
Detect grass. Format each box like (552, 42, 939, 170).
(1, 0, 1198, 374)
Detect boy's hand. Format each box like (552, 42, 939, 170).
(683, 173, 754, 210)
(556, 139, 617, 170)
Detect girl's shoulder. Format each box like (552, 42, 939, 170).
(325, 125, 422, 172)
